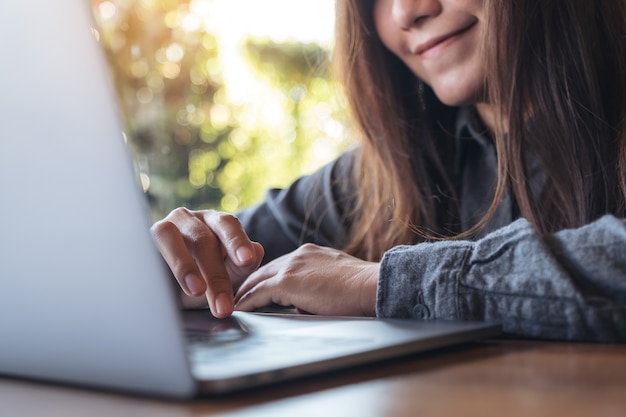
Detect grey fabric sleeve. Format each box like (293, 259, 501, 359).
(237, 151, 355, 263)
(377, 215, 626, 342)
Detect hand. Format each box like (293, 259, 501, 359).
(234, 244, 379, 316)
(150, 208, 264, 318)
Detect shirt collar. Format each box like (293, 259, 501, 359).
(455, 106, 492, 147)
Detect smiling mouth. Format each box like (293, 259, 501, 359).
(414, 21, 477, 56)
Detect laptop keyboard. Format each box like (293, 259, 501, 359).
(186, 330, 373, 367)
(182, 311, 377, 374)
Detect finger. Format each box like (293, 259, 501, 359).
(227, 242, 265, 290)
(156, 208, 236, 317)
(233, 259, 298, 311)
(182, 224, 235, 318)
(150, 220, 206, 296)
(233, 262, 277, 304)
(235, 280, 280, 312)
(201, 211, 260, 267)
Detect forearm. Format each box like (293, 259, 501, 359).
(376, 215, 626, 342)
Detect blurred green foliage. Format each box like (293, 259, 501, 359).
(92, 0, 352, 221)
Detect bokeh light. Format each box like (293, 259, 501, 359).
(92, 0, 353, 220)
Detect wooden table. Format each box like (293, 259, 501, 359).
(2, 339, 625, 417)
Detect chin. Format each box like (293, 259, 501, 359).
(431, 89, 479, 108)
(428, 79, 485, 108)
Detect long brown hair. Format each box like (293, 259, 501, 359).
(334, 0, 626, 261)
(485, 0, 626, 234)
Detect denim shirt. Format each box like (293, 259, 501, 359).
(238, 107, 626, 342)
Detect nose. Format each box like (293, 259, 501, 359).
(391, 0, 443, 30)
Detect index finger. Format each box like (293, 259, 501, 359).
(184, 224, 236, 318)
(151, 210, 235, 318)
(150, 219, 207, 296)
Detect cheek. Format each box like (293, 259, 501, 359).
(373, 11, 429, 83)
(376, 35, 426, 84)
(373, 2, 403, 56)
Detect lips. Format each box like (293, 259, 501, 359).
(412, 21, 477, 56)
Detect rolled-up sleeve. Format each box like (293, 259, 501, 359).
(377, 215, 626, 342)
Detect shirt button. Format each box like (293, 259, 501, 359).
(413, 304, 430, 319)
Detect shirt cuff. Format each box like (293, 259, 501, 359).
(376, 241, 473, 320)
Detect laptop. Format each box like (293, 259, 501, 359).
(0, 0, 500, 399)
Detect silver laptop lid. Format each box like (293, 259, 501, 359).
(0, 0, 197, 398)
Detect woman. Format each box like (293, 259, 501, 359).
(151, 0, 626, 342)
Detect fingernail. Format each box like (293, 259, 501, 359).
(236, 246, 254, 264)
(215, 292, 233, 317)
(184, 273, 205, 295)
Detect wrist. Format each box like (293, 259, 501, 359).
(359, 262, 379, 316)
